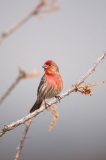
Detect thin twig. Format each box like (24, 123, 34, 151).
(48, 105, 59, 131)
(0, 0, 58, 43)
(0, 67, 38, 105)
(0, 51, 106, 137)
(14, 119, 32, 160)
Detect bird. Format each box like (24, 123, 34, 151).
(30, 60, 63, 113)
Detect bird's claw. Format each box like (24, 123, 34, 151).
(45, 103, 50, 110)
(55, 95, 61, 103)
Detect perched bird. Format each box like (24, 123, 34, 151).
(30, 60, 63, 113)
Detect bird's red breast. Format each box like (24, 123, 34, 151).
(46, 73, 63, 91)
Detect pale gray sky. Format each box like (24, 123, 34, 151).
(0, 0, 106, 160)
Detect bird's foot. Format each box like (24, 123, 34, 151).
(55, 95, 61, 103)
(44, 102, 50, 110)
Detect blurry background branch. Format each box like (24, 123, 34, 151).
(0, 0, 58, 43)
(0, 51, 106, 137)
(14, 105, 58, 160)
(14, 119, 32, 160)
(0, 67, 39, 105)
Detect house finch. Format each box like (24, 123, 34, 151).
(30, 60, 63, 113)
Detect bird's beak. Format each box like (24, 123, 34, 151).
(42, 64, 48, 69)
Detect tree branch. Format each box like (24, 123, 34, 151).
(14, 119, 32, 160)
(0, 67, 39, 105)
(0, 51, 106, 137)
(0, 0, 58, 43)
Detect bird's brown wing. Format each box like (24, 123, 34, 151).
(37, 74, 46, 98)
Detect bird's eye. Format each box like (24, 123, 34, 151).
(48, 64, 51, 66)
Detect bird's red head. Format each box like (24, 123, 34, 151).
(42, 60, 59, 74)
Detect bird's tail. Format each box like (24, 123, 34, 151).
(30, 100, 43, 113)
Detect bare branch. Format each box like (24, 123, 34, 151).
(0, 67, 39, 105)
(75, 51, 106, 86)
(0, 0, 58, 43)
(0, 51, 106, 137)
(14, 119, 32, 160)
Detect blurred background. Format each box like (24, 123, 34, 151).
(0, 0, 106, 160)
